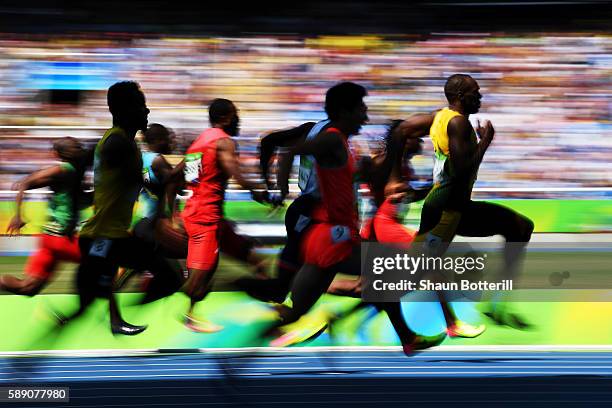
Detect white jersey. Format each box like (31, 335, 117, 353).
(297, 120, 330, 197)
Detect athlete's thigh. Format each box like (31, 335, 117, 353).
(333, 243, 361, 276)
(457, 201, 521, 237)
(109, 237, 155, 270)
(76, 238, 117, 295)
(184, 222, 220, 271)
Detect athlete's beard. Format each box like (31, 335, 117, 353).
(463, 95, 481, 114)
(225, 117, 240, 136)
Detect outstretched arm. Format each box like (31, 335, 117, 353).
(260, 122, 315, 189)
(162, 160, 185, 223)
(7, 166, 64, 235)
(218, 138, 269, 203)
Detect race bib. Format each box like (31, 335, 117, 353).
(184, 152, 203, 184)
(330, 225, 351, 244)
(298, 155, 314, 191)
(142, 167, 151, 184)
(89, 238, 112, 258)
(294, 215, 312, 233)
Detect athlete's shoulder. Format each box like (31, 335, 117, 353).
(447, 114, 472, 136)
(59, 161, 77, 174)
(216, 135, 234, 145)
(104, 126, 127, 140)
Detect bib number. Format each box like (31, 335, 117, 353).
(330, 225, 351, 244)
(184, 153, 203, 184)
(89, 238, 112, 258)
(142, 168, 151, 184)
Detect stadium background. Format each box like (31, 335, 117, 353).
(0, 0, 610, 353)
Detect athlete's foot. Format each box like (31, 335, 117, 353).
(269, 309, 333, 347)
(402, 332, 447, 356)
(447, 320, 486, 338)
(184, 315, 224, 333)
(111, 321, 148, 336)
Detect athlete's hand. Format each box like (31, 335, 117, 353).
(251, 189, 270, 205)
(477, 120, 495, 146)
(6, 215, 26, 235)
(268, 193, 285, 208)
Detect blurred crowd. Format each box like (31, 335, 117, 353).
(0, 32, 610, 197)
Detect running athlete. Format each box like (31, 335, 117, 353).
(181, 98, 271, 332)
(236, 119, 332, 303)
(114, 123, 186, 289)
(407, 74, 534, 327)
(326, 120, 428, 296)
(271, 82, 368, 329)
(68, 81, 183, 335)
(1, 137, 88, 296)
(324, 116, 485, 348)
(132, 123, 177, 244)
(271, 117, 445, 351)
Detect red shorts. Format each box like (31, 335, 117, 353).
(183, 219, 254, 270)
(301, 223, 359, 269)
(360, 199, 415, 249)
(25, 234, 81, 281)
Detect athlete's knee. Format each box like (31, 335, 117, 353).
(521, 216, 535, 241)
(505, 214, 534, 243)
(183, 268, 213, 301)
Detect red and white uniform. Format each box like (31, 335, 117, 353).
(301, 128, 359, 268)
(182, 128, 251, 270)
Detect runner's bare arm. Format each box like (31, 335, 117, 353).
(154, 160, 185, 223)
(151, 154, 174, 184)
(217, 137, 268, 203)
(395, 112, 436, 142)
(448, 116, 494, 177)
(7, 165, 64, 234)
(276, 130, 344, 198)
(260, 122, 315, 189)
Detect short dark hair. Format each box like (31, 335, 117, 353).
(107, 81, 142, 116)
(53, 137, 87, 171)
(444, 74, 473, 103)
(143, 123, 170, 145)
(209, 98, 235, 124)
(325, 82, 367, 120)
(383, 119, 404, 156)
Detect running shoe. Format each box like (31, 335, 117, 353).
(447, 320, 486, 338)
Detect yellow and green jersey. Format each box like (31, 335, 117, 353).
(426, 107, 479, 208)
(43, 162, 79, 236)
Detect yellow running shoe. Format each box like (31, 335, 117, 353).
(447, 320, 486, 338)
(270, 309, 332, 347)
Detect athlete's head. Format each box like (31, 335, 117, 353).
(53, 137, 86, 165)
(444, 74, 482, 115)
(144, 123, 173, 154)
(325, 82, 368, 135)
(209, 98, 240, 136)
(107, 81, 150, 132)
(384, 119, 422, 158)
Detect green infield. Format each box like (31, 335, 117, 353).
(2, 199, 612, 234)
